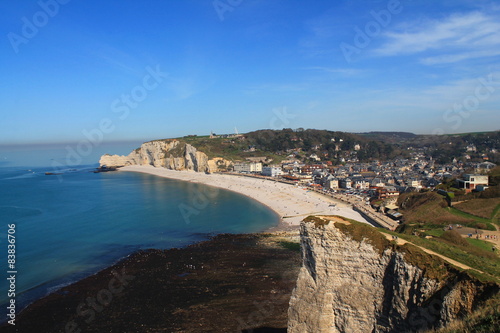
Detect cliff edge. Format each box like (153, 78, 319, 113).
(99, 140, 231, 172)
(288, 216, 498, 333)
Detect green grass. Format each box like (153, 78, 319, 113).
(425, 229, 445, 237)
(447, 207, 496, 230)
(304, 216, 391, 255)
(493, 204, 500, 226)
(278, 241, 301, 252)
(179, 135, 287, 163)
(333, 218, 390, 255)
(453, 199, 500, 220)
(381, 229, 500, 283)
(398, 192, 479, 230)
(396, 242, 451, 280)
(448, 207, 491, 222)
(395, 193, 499, 281)
(466, 238, 497, 252)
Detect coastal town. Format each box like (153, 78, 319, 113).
(100, 129, 499, 232)
(223, 141, 497, 230)
(5, 0, 500, 331)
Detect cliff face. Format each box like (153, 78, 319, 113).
(99, 140, 231, 172)
(288, 220, 498, 333)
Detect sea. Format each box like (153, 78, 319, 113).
(0, 142, 279, 318)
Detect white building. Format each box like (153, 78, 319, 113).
(233, 162, 263, 173)
(262, 166, 283, 177)
(466, 144, 477, 152)
(326, 178, 339, 189)
(407, 179, 421, 188)
(456, 174, 489, 193)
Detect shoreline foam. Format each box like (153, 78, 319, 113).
(120, 165, 370, 230)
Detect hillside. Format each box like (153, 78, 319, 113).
(357, 131, 418, 144)
(360, 130, 500, 164)
(100, 129, 499, 171)
(178, 129, 404, 163)
(164, 129, 500, 164)
(395, 191, 499, 281)
(397, 192, 495, 230)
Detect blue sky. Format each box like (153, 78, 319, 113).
(1, 0, 500, 145)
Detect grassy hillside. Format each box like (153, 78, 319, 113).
(176, 129, 406, 163)
(448, 167, 500, 226)
(397, 192, 488, 229)
(394, 191, 499, 283)
(454, 198, 500, 220)
(141, 129, 499, 164)
(181, 136, 282, 162)
(384, 227, 500, 283)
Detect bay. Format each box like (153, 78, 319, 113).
(0, 165, 279, 314)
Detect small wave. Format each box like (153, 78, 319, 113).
(3, 172, 39, 180)
(45, 282, 73, 295)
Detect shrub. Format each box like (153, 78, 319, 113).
(475, 223, 488, 230)
(440, 230, 469, 247)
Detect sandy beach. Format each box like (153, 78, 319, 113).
(120, 165, 370, 229)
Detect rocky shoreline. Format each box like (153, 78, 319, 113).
(2, 232, 301, 332)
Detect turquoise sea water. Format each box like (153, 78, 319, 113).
(0, 164, 279, 315)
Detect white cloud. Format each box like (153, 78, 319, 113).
(420, 49, 500, 65)
(375, 11, 500, 64)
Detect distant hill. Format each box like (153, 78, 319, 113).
(360, 130, 500, 164)
(179, 129, 404, 163)
(143, 129, 499, 165)
(357, 131, 418, 144)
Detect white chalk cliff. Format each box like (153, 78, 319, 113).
(99, 140, 231, 172)
(288, 220, 498, 332)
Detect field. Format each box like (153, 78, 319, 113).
(447, 207, 496, 230)
(384, 229, 500, 283)
(397, 192, 494, 230)
(466, 238, 496, 252)
(454, 198, 500, 221)
(396, 192, 500, 282)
